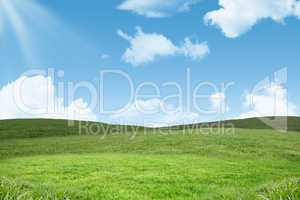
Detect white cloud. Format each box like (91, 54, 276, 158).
(295, 1, 300, 17)
(181, 38, 210, 61)
(110, 92, 230, 126)
(240, 83, 299, 118)
(0, 75, 97, 121)
(118, 27, 178, 66)
(118, 0, 199, 18)
(110, 98, 201, 127)
(204, 0, 300, 38)
(210, 92, 229, 114)
(118, 27, 209, 66)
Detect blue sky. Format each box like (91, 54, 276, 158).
(0, 0, 299, 126)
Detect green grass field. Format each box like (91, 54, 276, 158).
(0, 118, 300, 199)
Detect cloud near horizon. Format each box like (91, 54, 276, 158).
(117, 0, 200, 18)
(118, 26, 209, 66)
(204, 0, 300, 38)
(110, 98, 201, 127)
(210, 92, 229, 114)
(240, 82, 299, 118)
(109, 92, 228, 127)
(0, 75, 97, 121)
(2, 76, 298, 126)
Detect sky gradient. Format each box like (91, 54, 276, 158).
(0, 0, 299, 126)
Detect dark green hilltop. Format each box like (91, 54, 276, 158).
(1, 117, 300, 140)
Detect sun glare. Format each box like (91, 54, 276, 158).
(0, 0, 38, 65)
(0, 0, 96, 68)
(0, 0, 63, 67)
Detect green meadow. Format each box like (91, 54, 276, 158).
(0, 118, 300, 199)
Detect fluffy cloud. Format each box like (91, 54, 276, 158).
(117, 27, 178, 66)
(110, 91, 229, 126)
(0, 75, 97, 121)
(295, 2, 300, 17)
(204, 0, 300, 38)
(110, 98, 201, 127)
(118, 27, 209, 66)
(117, 0, 199, 18)
(240, 83, 299, 118)
(181, 38, 210, 61)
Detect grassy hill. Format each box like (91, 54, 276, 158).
(0, 119, 146, 140)
(1, 116, 300, 139)
(171, 116, 300, 132)
(0, 118, 300, 199)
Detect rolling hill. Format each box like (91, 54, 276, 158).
(1, 116, 300, 140)
(172, 116, 300, 132)
(0, 117, 299, 200)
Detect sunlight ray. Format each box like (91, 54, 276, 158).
(0, 15, 2, 32)
(0, 7, 5, 35)
(0, 0, 98, 68)
(1, 0, 38, 66)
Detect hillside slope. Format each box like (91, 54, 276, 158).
(0, 117, 299, 139)
(0, 118, 300, 199)
(0, 119, 146, 140)
(171, 116, 300, 132)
